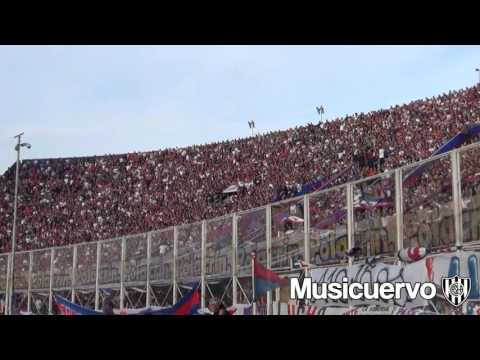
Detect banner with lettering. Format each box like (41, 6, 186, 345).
(309, 250, 480, 308)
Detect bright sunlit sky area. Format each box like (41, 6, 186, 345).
(1, 45, 479, 174)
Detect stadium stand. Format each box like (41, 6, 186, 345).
(1, 85, 480, 253)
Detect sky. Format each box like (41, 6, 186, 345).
(1, 45, 479, 174)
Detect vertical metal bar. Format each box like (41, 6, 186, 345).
(173, 226, 178, 304)
(71, 245, 77, 303)
(201, 221, 207, 309)
(5, 253, 10, 314)
(451, 150, 463, 247)
(346, 184, 354, 260)
(146, 232, 151, 308)
(457, 148, 464, 246)
(48, 248, 54, 314)
(303, 194, 311, 266)
(27, 251, 33, 314)
(276, 287, 281, 315)
(266, 205, 272, 315)
(395, 169, 404, 252)
(9, 134, 22, 316)
(7, 252, 14, 315)
(251, 253, 256, 315)
(346, 184, 354, 310)
(94, 241, 101, 311)
(232, 214, 238, 306)
(120, 237, 126, 311)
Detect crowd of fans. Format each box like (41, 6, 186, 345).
(1, 85, 480, 253)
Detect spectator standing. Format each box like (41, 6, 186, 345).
(102, 293, 115, 315)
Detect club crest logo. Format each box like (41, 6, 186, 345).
(442, 275, 471, 307)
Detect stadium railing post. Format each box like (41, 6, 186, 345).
(451, 150, 463, 248)
(6, 252, 13, 315)
(232, 213, 238, 307)
(201, 220, 207, 309)
(346, 183, 354, 260)
(120, 237, 126, 311)
(346, 183, 354, 310)
(4, 253, 10, 314)
(266, 204, 272, 315)
(27, 251, 33, 314)
(71, 245, 77, 303)
(94, 241, 101, 311)
(48, 248, 54, 314)
(173, 226, 178, 304)
(146, 232, 151, 309)
(303, 194, 310, 273)
(395, 169, 404, 253)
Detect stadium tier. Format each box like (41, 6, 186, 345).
(1, 138, 480, 315)
(1, 85, 480, 253)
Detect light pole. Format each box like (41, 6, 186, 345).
(316, 106, 325, 123)
(7, 132, 31, 315)
(476, 68, 480, 84)
(248, 120, 256, 137)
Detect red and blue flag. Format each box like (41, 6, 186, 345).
(54, 295, 102, 315)
(253, 255, 289, 299)
(141, 284, 201, 315)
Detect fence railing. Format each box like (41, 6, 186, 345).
(1, 141, 480, 314)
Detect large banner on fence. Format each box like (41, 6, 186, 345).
(309, 250, 480, 308)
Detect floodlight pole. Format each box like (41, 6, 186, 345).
(8, 133, 24, 315)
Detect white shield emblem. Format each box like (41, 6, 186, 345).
(442, 275, 471, 307)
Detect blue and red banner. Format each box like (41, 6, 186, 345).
(404, 123, 480, 184)
(141, 284, 201, 315)
(253, 255, 289, 299)
(54, 295, 102, 315)
(53, 286, 200, 316)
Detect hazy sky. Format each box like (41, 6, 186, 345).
(1, 45, 479, 174)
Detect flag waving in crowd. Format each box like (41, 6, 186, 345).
(52, 284, 201, 315)
(251, 252, 289, 302)
(54, 295, 102, 315)
(142, 284, 201, 315)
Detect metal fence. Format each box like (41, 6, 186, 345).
(1, 142, 480, 314)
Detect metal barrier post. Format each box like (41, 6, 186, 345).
(395, 169, 404, 252)
(48, 248, 54, 314)
(346, 183, 354, 310)
(94, 242, 101, 311)
(451, 150, 464, 247)
(173, 226, 178, 304)
(232, 213, 238, 306)
(201, 220, 207, 309)
(266, 205, 272, 315)
(71, 245, 77, 303)
(5, 253, 10, 314)
(346, 183, 354, 260)
(146, 232, 152, 308)
(27, 251, 33, 313)
(120, 238, 126, 311)
(303, 194, 310, 267)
